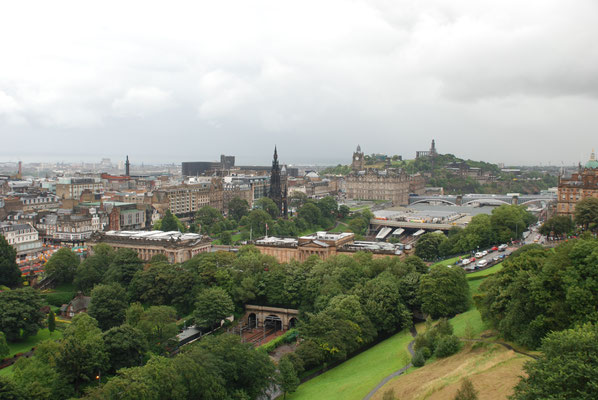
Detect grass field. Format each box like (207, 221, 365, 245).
(431, 255, 468, 267)
(372, 343, 527, 400)
(467, 262, 504, 278)
(0, 365, 14, 377)
(7, 328, 62, 357)
(287, 329, 414, 400)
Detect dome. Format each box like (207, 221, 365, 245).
(586, 150, 598, 169)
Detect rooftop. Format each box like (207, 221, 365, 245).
(104, 230, 203, 241)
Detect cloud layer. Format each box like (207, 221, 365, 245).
(1, 0, 597, 165)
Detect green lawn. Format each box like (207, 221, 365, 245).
(287, 329, 413, 400)
(7, 328, 62, 357)
(0, 365, 13, 377)
(467, 262, 503, 279)
(432, 255, 468, 267)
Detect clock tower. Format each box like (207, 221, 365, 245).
(351, 145, 365, 171)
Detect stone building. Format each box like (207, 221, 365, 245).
(255, 231, 404, 263)
(268, 147, 288, 217)
(56, 178, 103, 200)
(153, 178, 224, 218)
(351, 145, 365, 171)
(557, 150, 598, 216)
(88, 230, 213, 263)
(0, 222, 43, 259)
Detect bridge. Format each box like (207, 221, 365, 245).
(370, 219, 459, 231)
(243, 305, 299, 331)
(408, 193, 556, 207)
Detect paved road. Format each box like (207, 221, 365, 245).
(362, 326, 418, 400)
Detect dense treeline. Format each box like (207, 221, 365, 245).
(415, 205, 536, 261)
(475, 237, 598, 349)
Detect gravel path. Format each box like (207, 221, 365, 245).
(362, 326, 418, 400)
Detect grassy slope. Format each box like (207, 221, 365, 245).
(7, 328, 63, 357)
(287, 330, 413, 400)
(372, 343, 527, 400)
(0, 365, 13, 377)
(467, 262, 504, 278)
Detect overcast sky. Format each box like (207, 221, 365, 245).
(1, 0, 597, 166)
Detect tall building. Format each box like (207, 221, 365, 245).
(351, 145, 365, 171)
(125, 155, 130, 177)
(416, 139, 438, 158)
(268, 147, 288, 217)
(557, 150, 598, 216)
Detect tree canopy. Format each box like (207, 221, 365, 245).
(0, 288, 45, 341)
(44, 247, 80, 284)
(575, 197, 598, 231)
(0, 235, 21, 288)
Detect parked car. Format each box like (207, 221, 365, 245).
(493, 256, 499, 262)
(498, 244, 508, 252)
(475, 252, 483, 258)
(462, 258, 471, 265)
(481, 250, 488, 256)
(476, 259, 488, 268)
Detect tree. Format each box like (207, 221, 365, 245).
(298, 202, 321, 226)
(227, 197, 249, 221)
(56, 313, 108, 393)
(74, 244, 114, 293)
(194, 287, 234, 329)
(12, 356, 73, 399)
(338, 204, 351, 219)
(0, 331, 8, 358)
(277, 356, 299, 399)
(256, 197, 280, 219)
(289, 191, 308, 209)
(195, 206, 223, 234)
(160, 209, 180, 232)
(415, 233, 448, 261)
(539, 215, 574, 237)
(575, 197, 598, 231)
(47, 310, 56, 335)
(490, 205, 535, 243)
(247, 209, 273, 236)
(434, 334, 461, 357)
(103, 248, 143, 288)
(0, 376, 22, 400)
(135, 306, 179, 354)
(103, 324, 148, 372)
(88, 283, 128, 330)
(512, 323, 598, 400)
(219, 230, 232, 245)
(44, 247, 80, 284)
(419, 266, 470, 319)
(454, 378, 478, 400)
(0, 288, 44, 341)
(0, 235, 21, 288)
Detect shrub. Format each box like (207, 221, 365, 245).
(434, 335, 461, 358)
(412, 349, 426, 367)
(43, 292, 74, 307)
(258, 329, 298, 353)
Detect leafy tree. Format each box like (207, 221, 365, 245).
(0, 331, 8, 358)
(103, 248, 143, 287)
(194, 287, 234, 329)
(126, 302, 145, 327)
(434, 334, 461, 357)
(277, 356, 299, 399)
(575, 197, 598, 231)
(44, 247, 80, 284)
(195, 206, 223, 234)
(415, 232, 448, 261)
(103, 324, 148, 372)
(0, 288, 44, 341)
(490, 205, 535, 243)
(246, 209, 273, 236)
(56, 313, 108, 393)
(539, 215, 574, 236)
(298, 202, 322, 226)
(129, 264, 198, 315)
(338, 204, 351, 219)
(256, 197, 280, 219)
(227, 197, 249, 221)
(512, 323, 598, 400)
(88, 283, 128, 330)
(419, 266, 470, 319)
(316, 196, 339, 222)
(74, 244, 114, 293)
(159, 209, 180, 232)
(0, 235, 21, 288)
(289, 191, 309, 208)
(135, 306, 179, 354)
(454, 378, 478, 400)
(219, 230, 232, 245)
(47, 310, 56, 335)
(412, 349, 426, 367)
(0, 376, 22, 400)
(12, 356, 73, 399)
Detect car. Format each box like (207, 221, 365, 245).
(462, 258, 471, 265)
(491, 246, 498, 251)
(498, 254, 506, 259)
(476, 260, 488, 268)
(498, 244, 508, 252)
(475, 252, 483, 258)
(470, 257, 476, 262)
(493, 256, 499, 262)
(481, 250, 488, 256)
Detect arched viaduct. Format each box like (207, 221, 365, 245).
(243, 305, 299, 331)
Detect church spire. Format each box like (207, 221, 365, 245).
(125, 155, 130, 177)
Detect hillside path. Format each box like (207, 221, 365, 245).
(362, 325, 418, 400)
